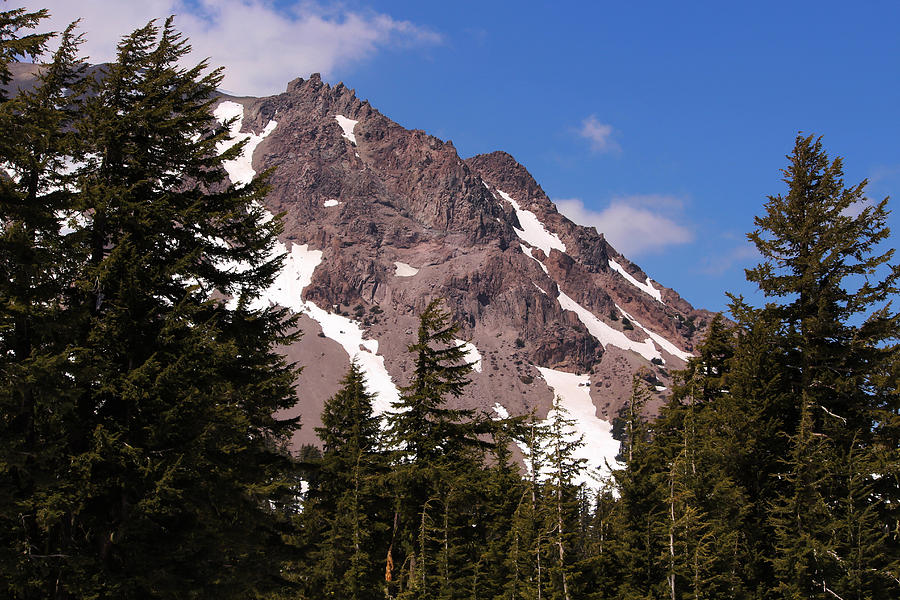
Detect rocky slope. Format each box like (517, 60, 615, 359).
(215, 74, 713, 474)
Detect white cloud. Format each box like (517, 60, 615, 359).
(556, 195, 693, 257)
(699, 243, 760, 276)
(39, 0, 441, 95)
(579, 115, 619, 153)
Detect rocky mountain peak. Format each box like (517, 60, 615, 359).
(209, 76, 715, 472)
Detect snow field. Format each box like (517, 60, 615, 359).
(244, 243, 322, 312)
(213, 100, 277, 186)
(608, 258, 663, 303)
(454, 339, 483, 373)
(255, 236, 400, 416)
(323, 199, 341, 207)
(496, 188, 566, 256)
(615, 304, 692, 362)
(556, 290, 662, 362)
(537, 367, 622, 487)
(303, 301, 400, 416)
(393, 261, 419, 277)
(249, 239, 401, 415)
(334, 114, 358, 144)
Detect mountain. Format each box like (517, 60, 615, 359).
(214, 73, 714, 473)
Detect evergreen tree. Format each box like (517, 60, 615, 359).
(744, 134, 900, 598)
(477, 420, 526, 600)
(543, 395, 587, 600)
(3, 15, 302, 599)
(746, 134, 898, 448)
(507, 415, 552, 600)
(721, 302, 797, 596)
(611, 374, 668, 599)
(580, 478, 623, 600)
(658, 317, 752, 599)
(0, 6, 50, 100)
(386, 298, 485, 599)
(0, 10, 87, 596)
(304, 360, 391, 600)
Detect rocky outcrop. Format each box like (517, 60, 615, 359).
(214, 74, 715, 448)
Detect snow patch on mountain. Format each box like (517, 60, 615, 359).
(249, 243, 322, 312)
(497, 189, 566, 256)
(520, 244, 549, 274)
(214, 100, 277, 186)
(393, 261, 419, 277)
(249, 238, 400, 415)
(608, 258, 663, 303)
(537, 367, 621, 485)
(303, 302, 399, 415)
(324, 199, 341, 207)
(455, 339, 483, 373)
(615, 304, 692, 362)
(492, 402, 510, 420)
(214, 102, 398, 413)
(335, 114, 358, 144)
(557, 290, 661, 362)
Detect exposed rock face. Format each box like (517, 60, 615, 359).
(216, 74, 715, 452)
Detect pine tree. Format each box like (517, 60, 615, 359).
(507, 415, 552, 600)
(543, 395, 587, 600)
(719, 302, 797, 596)
(745, 134, 900, 598)
(386, 298, 485, 599)
(0, 10, 87, 596)
(746, 134, 898, 448)
(658, 318, 752, 600)
(581, 478, 624, 600)
(611, 374, 668, 599)
(3, 16, 302, 598)
(0, 7, 51, 100)
(303, 360, 391, 600)
(477, 420, 527, 600)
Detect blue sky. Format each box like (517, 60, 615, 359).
(40, 0, 900, 313)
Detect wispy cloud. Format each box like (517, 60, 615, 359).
(555, 195, 693, 257)
(579, 115, 619, 153)
(869, 163, 900, 186)
(699, 242, 760, 276)
(40, 0, 442, 95)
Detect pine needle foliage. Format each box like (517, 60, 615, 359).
(302, 360, 391, 600)
(1, 13, 301, 599)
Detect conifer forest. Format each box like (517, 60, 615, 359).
(1, 7, 898, 599)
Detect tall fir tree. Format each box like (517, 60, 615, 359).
(542, 395, 587, 600)
(386, 298, 487, 599)
(0, 9, 87, 596)
(4, 15, 303, 599)
(302, 360, 391, 600)
(611, 374, 669, 600)
(476, 419, 527, 600)
(0, 6, 50, 99)
(657, 316, 752, 599)
(743, 134, 900, 598)
(507, 415, 552, 600)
